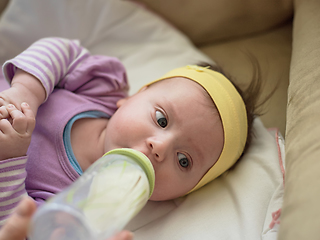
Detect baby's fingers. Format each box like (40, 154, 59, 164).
(108, 231, 134, 240)
(21, 102, 36, 135)
(0, 106, 9, 119)
(6, 103, 35, 135)
(6, 104, 26, 134)
(0, 118, 12, 134)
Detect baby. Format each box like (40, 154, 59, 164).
(0, 37, 256, 225)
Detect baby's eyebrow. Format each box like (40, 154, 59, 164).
(160, 97, 174, 118)
(189, 143, 203, 166)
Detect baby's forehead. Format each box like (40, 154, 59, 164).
(148, 77, 215, 104)
(148, 76, 205, 91)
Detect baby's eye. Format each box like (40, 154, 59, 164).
(178, 153, 189, 168)
(155, 110, 167, 128)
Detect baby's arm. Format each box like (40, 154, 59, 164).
(0, 37, 90, 116)
(0, 103, 35, 226)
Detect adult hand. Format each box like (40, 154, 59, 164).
(0, 196, 36, 240)
(0, 197, 134, 240)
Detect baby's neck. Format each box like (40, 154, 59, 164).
(70, 118, 108, 172)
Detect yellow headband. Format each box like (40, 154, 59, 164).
(145, 65, 248, 193)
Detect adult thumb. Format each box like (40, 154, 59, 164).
(0, 196, 36, 240)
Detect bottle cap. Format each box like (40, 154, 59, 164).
(104, 148, 155, 198)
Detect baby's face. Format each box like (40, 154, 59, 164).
(104, 77, 224, 200)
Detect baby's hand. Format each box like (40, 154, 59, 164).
(0, 69, 46, 118)
(0, 103, 35, 161)
(0, 86, 31, 122)
(0, 87, 20, 120)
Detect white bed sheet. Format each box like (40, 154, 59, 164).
(0, 0, 284, 239)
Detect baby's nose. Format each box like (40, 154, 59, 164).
(147, 137, 169, 162)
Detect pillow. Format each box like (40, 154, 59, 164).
(125, 119, 285, 240)
(0, 0, 284, 239)
(0, 0, 213, 95)
(134, 0, 293, 45)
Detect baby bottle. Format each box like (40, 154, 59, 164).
(28, 148, 155, 240)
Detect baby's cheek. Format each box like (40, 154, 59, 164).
(150, 177, 189, 201)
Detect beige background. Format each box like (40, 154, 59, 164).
(2, 0, 320, 239)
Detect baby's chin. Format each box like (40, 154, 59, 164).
(148, 189, 187, 201)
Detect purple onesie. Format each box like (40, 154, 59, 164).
(0, 38, 129, 225)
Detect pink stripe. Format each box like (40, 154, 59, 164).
(275, 130, 285, 186)
(269, 208, 281, 229)
(0, 183, 25, 193)
(21, 51, 58, 89)
(0, 188, 25, 202)
(0, 163, 26, 174)
(58, 52, 90, 87)
(0, 201, 19, 212)
(0, 171, 27, 183)
(45, 39, 68, 68)
(268, 128, 285, 186)
(55, 38, 73, 64)
(34, 42, 65, 79)
(25, 46, 60, 89)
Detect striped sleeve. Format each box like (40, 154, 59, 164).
(2, 37, 90, 101)
(0, 157, 28, 227)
